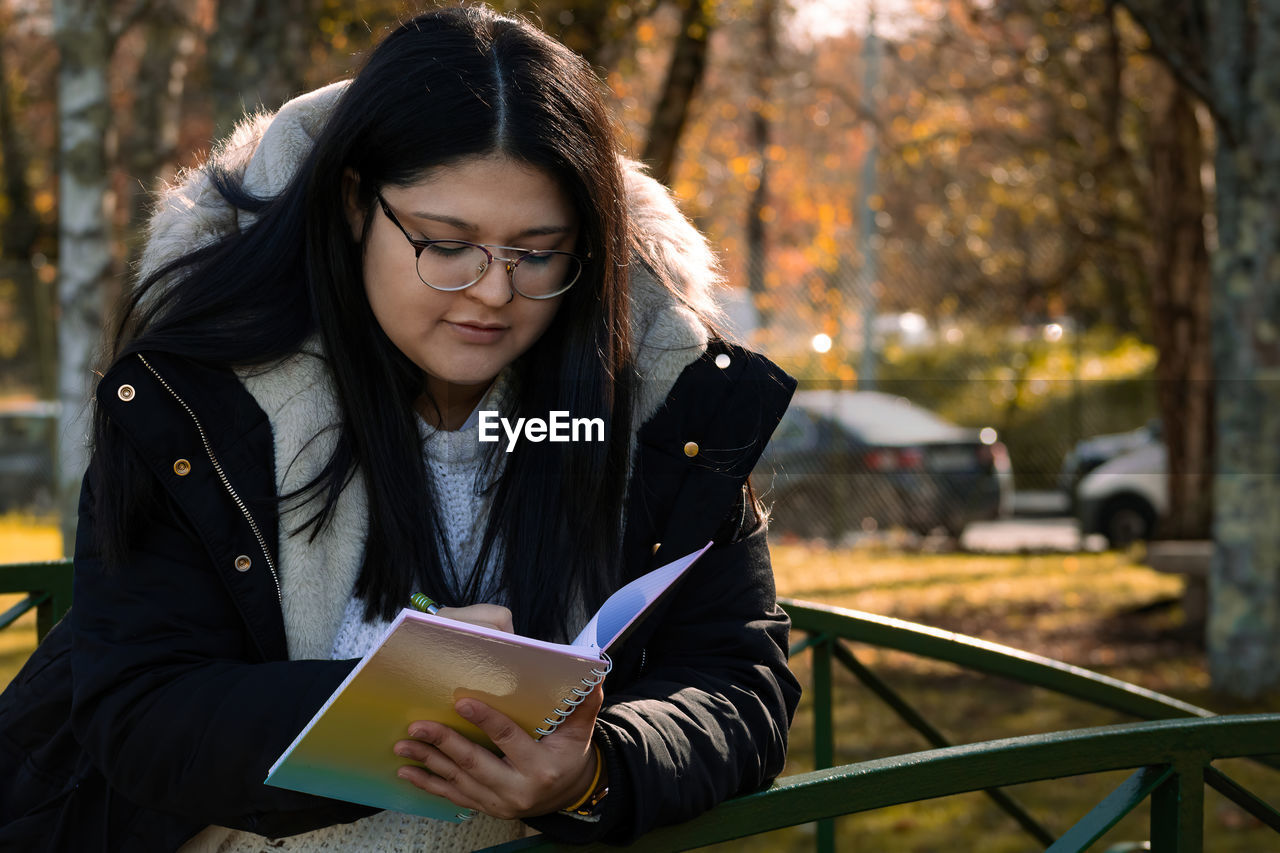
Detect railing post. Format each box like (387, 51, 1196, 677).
(812, 634, 835, 853)
(37, 561, 73, 641)
(1150, 759, 1204, 853)
(36, 594, 56, 642)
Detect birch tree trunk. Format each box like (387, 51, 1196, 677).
(54, 0, 113, 553)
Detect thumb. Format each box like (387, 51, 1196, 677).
(548, 683, 603, 743)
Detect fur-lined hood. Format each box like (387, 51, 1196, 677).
(139, 81, 725, 659)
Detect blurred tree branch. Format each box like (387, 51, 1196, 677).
(641, 0, 712, 185)
(109, 0, 155, 43)
(1114, 0, 1237, 145)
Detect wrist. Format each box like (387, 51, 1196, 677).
(561, 742, 608, 816)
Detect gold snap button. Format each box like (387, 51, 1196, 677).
(651, 542, 662, 554)
(715, 353, 731, 369)
(683, 441, 699, 457)
(117, 384, 135, 401)
(173, 458, 192, 476)
(234, 555, 252, 572)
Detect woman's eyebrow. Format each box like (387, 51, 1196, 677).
(409, 212, 574, 239)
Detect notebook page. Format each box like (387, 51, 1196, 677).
(571, 541, 712, 650)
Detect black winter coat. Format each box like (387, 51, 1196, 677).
(0, 340, 800, 851)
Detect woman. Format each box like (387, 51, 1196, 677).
(0, 6, 799, 851)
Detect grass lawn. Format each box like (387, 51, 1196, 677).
(2, 520, 1276, 850)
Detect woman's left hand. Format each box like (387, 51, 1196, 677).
(393, 683, 604, 819)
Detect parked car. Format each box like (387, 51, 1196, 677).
(1058, 419, 1161, 503)
(0, 399, 58, 513)
(760, 390, 1013, 541)
(1075, 442, 1167, 548)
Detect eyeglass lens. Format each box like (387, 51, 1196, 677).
(417, 241, 581, 298)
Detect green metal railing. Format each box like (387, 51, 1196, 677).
(483, 599, 1279, 852)
(485, 714, 1279, 852)
(0, 559, 73, 641)
(3, 562, 1277, 851)
(778, 598, 1280, 853)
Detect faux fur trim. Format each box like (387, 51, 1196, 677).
(142, 82, 722, 659)
(236, 345, 364, 660)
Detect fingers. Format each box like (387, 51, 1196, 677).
(393, 721, 503, 810)
(455, 696, 599, 815)
(435, 603, 514, 633)
(398, 719, 503, 779)
(393, 717, 534, 819)
(395, 763, 485, 813)
(455, 698, 536, 762)
(395, 696, 600, 819)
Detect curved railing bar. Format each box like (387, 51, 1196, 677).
(481, 714, 1280, 852)
(780, 598, 1213, 720)
(0, 592, 46, 631)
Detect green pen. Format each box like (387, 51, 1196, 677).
(409, 593, 441, 615)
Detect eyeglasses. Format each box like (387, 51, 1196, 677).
(375, 192, 585, 300)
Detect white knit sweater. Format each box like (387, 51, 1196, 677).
(330, 374, 510, 658)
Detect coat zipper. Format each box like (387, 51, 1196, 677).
(137, 355, 282, 603)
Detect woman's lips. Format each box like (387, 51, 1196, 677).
(444, 320, 508, 343)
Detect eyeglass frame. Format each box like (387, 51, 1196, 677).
(373, 191, 586, 300)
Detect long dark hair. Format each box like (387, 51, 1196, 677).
(94, 5, 634, 640)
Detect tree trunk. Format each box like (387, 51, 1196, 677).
(1206, 38, 1280, 698)
(0, 35, 39, 259)
(1146, 70, 1213, 541)
(641, 0, 711, 186)
(745, 0, 776, 330)
(208, 0, 311, 140)
(54, 0, 113, 553)
(529, 0, 655, 75)
(1120, 0, 1280, 698)
(121, 5, 196, 273)
(0, 28, 49, 392)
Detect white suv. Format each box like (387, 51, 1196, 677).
(1075, 442, 1167, 547)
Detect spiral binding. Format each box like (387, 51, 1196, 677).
(535, 652, 612, 737)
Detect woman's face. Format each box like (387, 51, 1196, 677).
(348, 154, 578, 427)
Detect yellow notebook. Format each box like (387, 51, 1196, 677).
(265, 542, 711, 820)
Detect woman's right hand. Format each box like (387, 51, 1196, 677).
(434, 604, 514, 633)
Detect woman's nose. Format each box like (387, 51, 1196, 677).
(464, 259, 515, 306)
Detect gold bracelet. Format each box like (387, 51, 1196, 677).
(563, 743, 604, 812)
